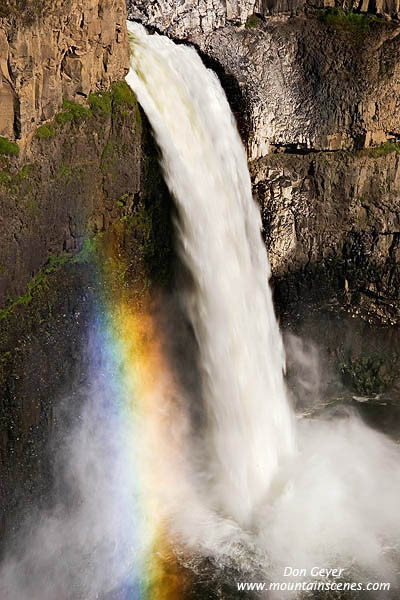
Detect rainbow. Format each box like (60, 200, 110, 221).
(87, 229, 191, 599)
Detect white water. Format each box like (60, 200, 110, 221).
(127, 23, 295, 528)
(127, 23, 400, 593)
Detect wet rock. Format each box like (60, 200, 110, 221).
(251, 149, 400, 326)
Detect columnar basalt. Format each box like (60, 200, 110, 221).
(0, 0, 145, 544)
(0, 0, 129, 140)
(251, 149, 400, 327)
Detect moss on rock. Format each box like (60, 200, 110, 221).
(245, 14, 263, 29)
(0, 137, 19, 156)
(36, 124, 56, 140)
(319, 8, 379, 33)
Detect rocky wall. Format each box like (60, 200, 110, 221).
(0, 81, 150, 545)
(127, 0, 400, 38)
(192, 17, 400, 158)
(0, 0, 129, 140)
(251, 149, 400, 396)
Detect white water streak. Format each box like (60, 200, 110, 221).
(127, 22, 295, 528)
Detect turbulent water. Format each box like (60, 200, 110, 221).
(127, 22, 295, 529)
(127, 22, 400, 594)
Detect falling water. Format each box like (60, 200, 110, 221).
(126, 22, 295, 529)
(127, 24, 400, 593)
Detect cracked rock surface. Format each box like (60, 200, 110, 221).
(251, 150, 400, 325)
(193, 18, 400, 158)
(0, 0, 129, 140)
(127, 0, 400, 38)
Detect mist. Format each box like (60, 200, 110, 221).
(0, 323, 140, 600)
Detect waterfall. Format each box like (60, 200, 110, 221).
(126, 24, 400, 590)
(126, 22, 295, 528)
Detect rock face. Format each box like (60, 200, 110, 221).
(127, 0, 400, 38)
(249, 147, 400, 394)
(0, 0, 150, 545)
(0, 0, 129, 140)
(251, 150, 400, 325)
(128, 4, 400, 158)
(194, 19, 400, 158)
(127, 0, 251, 36)
(0, 88, 148, 543)
(0, 86, 143, 307)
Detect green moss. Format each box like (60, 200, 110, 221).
(340, 354, 396, 394)
(0, 78, 146, 316)
(0, 238, 102, 322)
(0, 137, 19, 156)
(347, 141, 400, 159)
(54, 98, 91, 126)
(0, 170, 11, 186)
(111, 81, 137, 109)
(88, 90, 112, 116)
(319, 8, 378, 33)
(59, 163, 72, 178)
(0, 350, 11, 362)
(14, 164, 31, 182)
(55, 111, 74, 126)
(117, 192, 134, 211)
(111, 81, 142, 127)
(0, 164, 31, 191)
(119, 192, 130, 205)
(72, 236, 102, 265)
(0, 255, 69, 321)
(245, 14, 262, 29)
(101, 141, 116, 173)
(33, 81, 140, 144)
(365, 141, 400, 158)
(63, 97, 91, 119)
(36, 124, 56, 139)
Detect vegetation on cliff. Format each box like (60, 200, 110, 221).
(35, 83, 141, 144)
(0, 137, 19, 156)
(319, 8, 379, 33)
